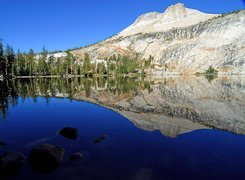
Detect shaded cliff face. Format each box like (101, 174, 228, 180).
(72, 3, 245, 74)
(67, 76, 245, 138)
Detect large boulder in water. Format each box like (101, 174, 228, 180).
(58, 127, 78, 140)
(0, 152, 25, 175)
(29, 144, 65, 173)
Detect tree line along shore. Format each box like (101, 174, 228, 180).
(0, 41, 154, 79)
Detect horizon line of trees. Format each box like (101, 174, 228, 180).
(0, 41, 153, 78)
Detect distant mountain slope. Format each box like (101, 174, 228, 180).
(72, 3, 245, 75)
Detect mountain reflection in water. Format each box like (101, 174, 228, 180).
(1, 76, 244, 138)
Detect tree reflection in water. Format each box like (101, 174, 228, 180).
(0, 77, 151, 119)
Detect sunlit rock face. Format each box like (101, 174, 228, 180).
(69, 76, 245, 137)
(119, 3, 216, 36)
(72, 3, 245, 74)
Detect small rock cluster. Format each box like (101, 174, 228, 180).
(0, 127, 108, 176)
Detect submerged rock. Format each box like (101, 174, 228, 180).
(70, 152, 83, 160)
(0, 141, 7, 146)
(29, 144, 65, 173)
(58, 127, 78, 140)
(94, 134, 108, 144)
(0, 152, 25, 175)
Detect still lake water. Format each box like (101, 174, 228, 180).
(0, 76, 245, 180)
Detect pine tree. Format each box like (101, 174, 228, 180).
(38, 47, 49, 75)
(5, 44, 15, 77)
(16, 49, 25, 76)
(82, 53, 91, 75)
(28, 49, 35, 76)
(47, 55, 55, 75)
(0, 41, 4, 76)
(64, 50, 75, 75)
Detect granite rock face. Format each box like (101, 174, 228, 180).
(72, 3, 245, 74)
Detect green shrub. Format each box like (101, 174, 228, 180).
(205, 66, 218, 74)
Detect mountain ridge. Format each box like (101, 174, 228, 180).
(118, 3, 218, 37)
(71, 3, 245, 75)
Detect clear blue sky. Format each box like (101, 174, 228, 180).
(1, 0, 244, 52)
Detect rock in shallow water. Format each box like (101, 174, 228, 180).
(94, 134, 108, 144)
(0, 152, 25, 175)
(58, 127, 78, 140)
(29, 144, 65, 173)
(0, 141, 7, 146)
(70, 152, 83, 160)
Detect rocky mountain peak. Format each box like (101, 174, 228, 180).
(118, 3, 216, 37)
(163, 3, 187, 21)
(135, 12, 161, 24)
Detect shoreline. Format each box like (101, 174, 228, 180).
(15, 73, 245, 78)
(0, 73, 244, 80)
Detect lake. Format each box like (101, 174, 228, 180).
(0, 76, 245, 180)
